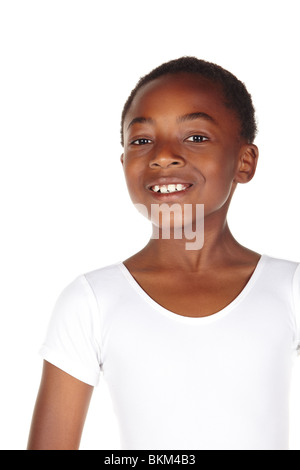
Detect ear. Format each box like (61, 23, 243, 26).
(233, 144, 259, 184)
(120, 153, 124, 165)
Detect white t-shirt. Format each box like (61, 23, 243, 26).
(40, 254, 300, 450)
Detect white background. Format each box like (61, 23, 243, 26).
(0, 0, 300, 450)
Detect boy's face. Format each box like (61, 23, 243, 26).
(121, 73, 257, 224)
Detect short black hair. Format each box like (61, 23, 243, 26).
(120, 56, 257, 146)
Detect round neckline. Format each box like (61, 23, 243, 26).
(117, 254, 268, 324)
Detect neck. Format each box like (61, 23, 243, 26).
(126, 200, 259, 273)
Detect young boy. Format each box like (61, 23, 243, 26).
(27, 57, 300, 450)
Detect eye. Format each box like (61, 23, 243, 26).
(130, 138, 152, 145)
(185, 135, 209, 143)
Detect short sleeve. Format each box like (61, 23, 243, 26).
(39, 274, 102, 386)
(292, 263, 300, 354)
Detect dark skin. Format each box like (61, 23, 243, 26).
(121, 72, 260, 317)
(27, 72, 259, 449)
(27, 360, 93, 450)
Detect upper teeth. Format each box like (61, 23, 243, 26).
(151, 183, 189, 193)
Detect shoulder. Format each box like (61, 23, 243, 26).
(262, 254, 299, 276)
(261, 255, 300, 348)
(51, 261, 123, 321)
(39, 267, 123, 386)
(82, 261, 126, 305)
(255, 254, 300, 304)
(83, 260, 123, 285)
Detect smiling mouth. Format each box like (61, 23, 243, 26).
(150, 183, 193, 194)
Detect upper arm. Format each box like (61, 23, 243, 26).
(28, 274, 101, 449)
(27, 360, 94, 450)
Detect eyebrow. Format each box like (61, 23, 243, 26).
(177, 112, 217, 125)
(127, 111, 217, 130)
(127, 116, 154, 130)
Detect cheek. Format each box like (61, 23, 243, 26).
(204, 150, 236, 184)
(199, 154, 236, 206)
(123, 160, 147, 205)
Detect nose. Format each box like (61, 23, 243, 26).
(149, 143, 185, 168)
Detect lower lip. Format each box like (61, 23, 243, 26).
(147, 185, 193, 200)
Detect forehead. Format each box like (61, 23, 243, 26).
(124, 73, 240, 134)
